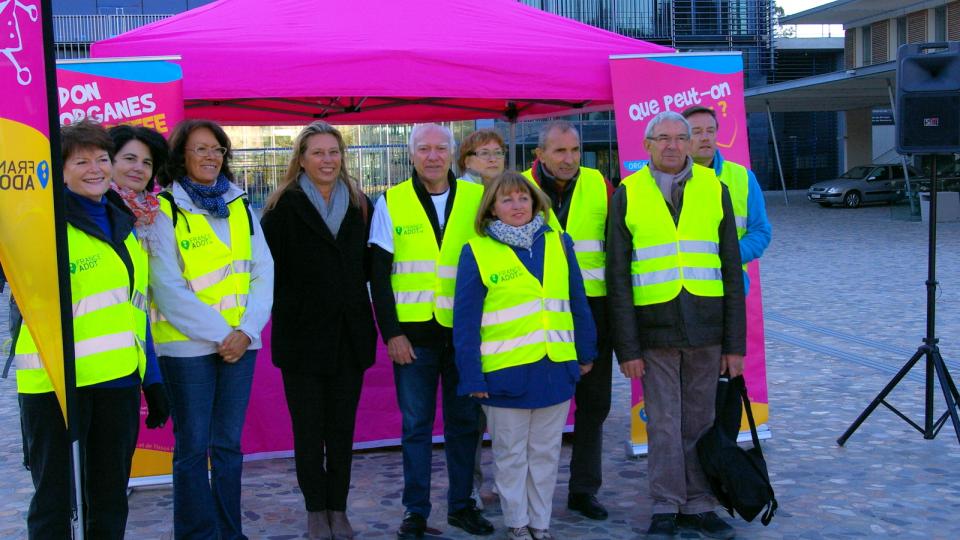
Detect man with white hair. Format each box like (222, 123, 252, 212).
(606, 112, 745, 539)
(369, 124, 493, 539)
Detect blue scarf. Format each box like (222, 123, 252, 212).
(486, 214, 545, 251)
(179, 175, 231, 218)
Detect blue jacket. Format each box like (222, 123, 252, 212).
(454, 224, 597, 409)
(715, 151, 772, 293)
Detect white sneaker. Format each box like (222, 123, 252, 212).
(528, 528, 553, 540)
(471, 487, 484, 511)
(507, 526, 533, 540)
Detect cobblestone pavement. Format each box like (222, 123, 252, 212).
(1, 191, 960, 539)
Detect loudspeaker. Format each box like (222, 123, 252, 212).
(896, 42, 960, 155)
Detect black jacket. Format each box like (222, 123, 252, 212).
(260, 186, 377, 373)
(606, 180, 746, 359)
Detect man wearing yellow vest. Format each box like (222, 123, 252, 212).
(608, 112, 746, 540)
(682, 106, 771, 294)
(368, 124, 494, 539)
(522, 120, 613, 521)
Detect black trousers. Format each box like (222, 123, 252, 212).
(20, 385, 141, 539)
(281, 364, 365, 512)
(569, 296, 613, 496)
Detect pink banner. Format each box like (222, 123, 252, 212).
(608, 53, 769, 450)
(56, 57, 183, 136)
(610, 52, 750, 178)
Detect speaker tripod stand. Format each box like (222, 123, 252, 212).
(838, 155, 960, 446)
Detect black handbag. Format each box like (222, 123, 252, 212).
(696, 375, 778, 525)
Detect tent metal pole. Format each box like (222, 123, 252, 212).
(509, 121, 518, 170)
(766, 101, 789, 205)
(888, 82, 917, 215)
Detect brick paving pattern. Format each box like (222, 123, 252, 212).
(0, 191, 959, 538)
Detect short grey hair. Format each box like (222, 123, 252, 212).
(644, 111, 691, 139)
(537, 120, 580, 150)
(409, 123, 456, 156)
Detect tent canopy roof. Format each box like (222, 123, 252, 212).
(92, 0, 670, 125)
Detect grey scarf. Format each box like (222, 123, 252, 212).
(486, 214, 545, 251)
(299, 173, 349, 237)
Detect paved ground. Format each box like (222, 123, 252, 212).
(1, 191, 960, 539)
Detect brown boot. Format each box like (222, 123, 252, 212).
(328, 510, 355, 540)
(308, 510, 332, 540)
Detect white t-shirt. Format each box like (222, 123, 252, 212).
(368, 188, 450, 254)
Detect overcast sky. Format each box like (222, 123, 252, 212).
(778, 0, 835, 15)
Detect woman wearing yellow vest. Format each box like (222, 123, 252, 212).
(16, 120, 161, 538)
(453, 171, 597, 540)
(148, 120, 274, 540)
(457, 129, 507, 186)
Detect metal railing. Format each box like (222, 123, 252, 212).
(52, 14, 172, 58)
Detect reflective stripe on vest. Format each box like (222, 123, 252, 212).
(151, 195, 252, 344)
(387, 178, 483, 327)
(16, 226, 148, 394)
(522, 167, 607, 297)
(470, 231, 576, 373)
(622, 163, 724, 306)
(718, 159, 749, 240)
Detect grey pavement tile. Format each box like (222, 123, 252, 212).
(1, 191, 960, 538)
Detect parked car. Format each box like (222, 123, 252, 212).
(806, 164, 928, 208)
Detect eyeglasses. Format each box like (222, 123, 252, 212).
(188, 146, 227, 157)
(469, 149, 506, 160)
(646, 135, 690, 146)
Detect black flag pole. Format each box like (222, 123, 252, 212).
(38, 1, 84, 537)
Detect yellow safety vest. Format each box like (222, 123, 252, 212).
(717, 159, 749, 240)
(622, 163, 724, 306)
(387, 178, 483, 327)
(522, 167, 607, 297)
(469, 231, 577, 373)
(15, 225, 148, 394)
(151, 195, 252, 344)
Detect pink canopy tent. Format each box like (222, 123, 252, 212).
(91, 0, 671, 125)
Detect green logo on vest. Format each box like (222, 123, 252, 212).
(181, 234, 214, 250)
(395, 224, 425, 236)
(71, 254, 101, 274)
(490, 266, 523, 285)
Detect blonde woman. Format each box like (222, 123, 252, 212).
(261, 121, 375, 540)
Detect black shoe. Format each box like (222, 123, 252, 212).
(397, 512, 426, 539)
(447, 506, 494, 536)
(677, 511, 735, 539)
(567, 493, 609, 520)
(646, 513, 678, 539)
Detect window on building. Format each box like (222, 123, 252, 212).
(936, 6, 947, 41)
(897, 16, 907, 46)
(861, 25, 872, 65)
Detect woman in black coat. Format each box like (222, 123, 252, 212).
(260, 121, 376, 540)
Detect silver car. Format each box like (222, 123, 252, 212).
(806, 164, 927, 208)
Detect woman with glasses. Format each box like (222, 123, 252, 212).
(148, 119, 274, 540)
(260, 121, 376, 540)
(453, 171, 596, 540)
(458, 129, 507, 185)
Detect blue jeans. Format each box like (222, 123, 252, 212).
(160, 350, 256, 540)
(393, 342, 480, 518)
